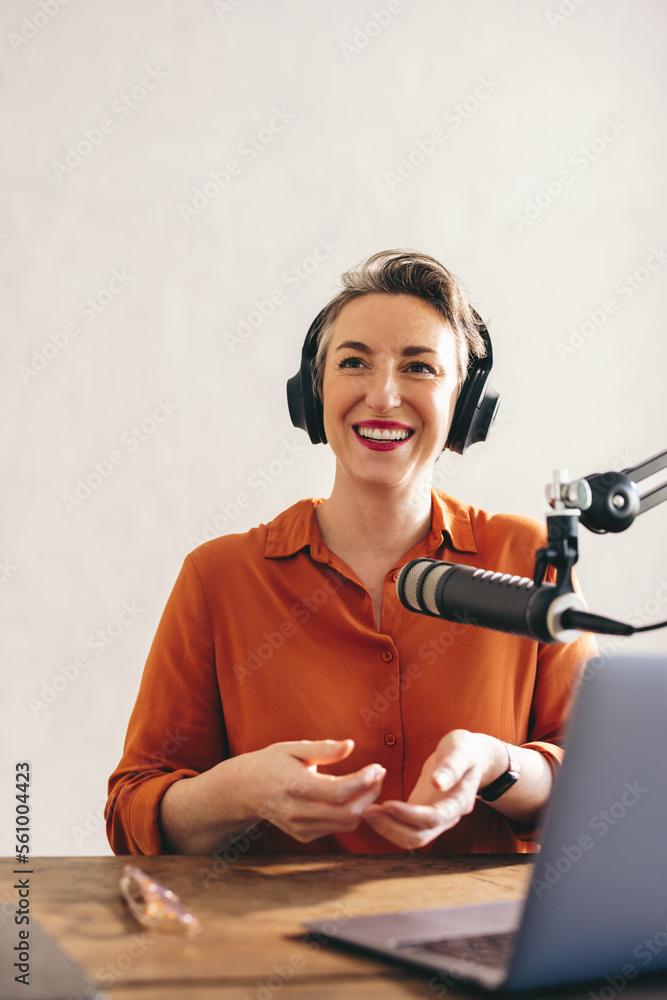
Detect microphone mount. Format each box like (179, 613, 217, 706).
(532, 449, 667, 637)
(547, 448, 667, 534)
(533, 470, 585, 596)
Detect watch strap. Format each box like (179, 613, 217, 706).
(477, 742, 520, 802)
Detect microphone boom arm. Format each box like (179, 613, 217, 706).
(623, 448, 667, 517)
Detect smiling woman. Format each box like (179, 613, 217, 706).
(106, 250, 596, 858)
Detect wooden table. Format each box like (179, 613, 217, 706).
(1, 854, 666, 999)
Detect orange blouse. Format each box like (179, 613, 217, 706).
(106, 489, 597, 856)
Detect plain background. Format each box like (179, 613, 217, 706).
(2, 0, 666, 857)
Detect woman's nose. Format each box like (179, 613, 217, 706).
(364, 370, 401, 412)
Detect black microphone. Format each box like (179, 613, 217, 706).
(396, 558, 588, 644)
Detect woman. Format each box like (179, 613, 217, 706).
(106, 250, 596, 856)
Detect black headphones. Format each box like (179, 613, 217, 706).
(286, 305, 500, 455)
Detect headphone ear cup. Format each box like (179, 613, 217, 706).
(302, 372, 327, 445)
(445, 317, 500, 455)
(446, 376, 499, 454)
(286, 371, 308, 435)
(286, 311, 328, 445)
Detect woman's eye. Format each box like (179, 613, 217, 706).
(406, 361, 436, 374)
(338, 356, 365, 369)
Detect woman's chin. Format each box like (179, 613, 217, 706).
(337, 460, 418, 493)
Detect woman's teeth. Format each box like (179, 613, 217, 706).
(356, 426, 411, 441)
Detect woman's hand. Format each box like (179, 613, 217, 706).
(363, 729, 502, 850)
(160, 737, 385, 853)
(243, 738, 386, 843)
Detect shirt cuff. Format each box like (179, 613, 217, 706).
(108, 769, 199, 855)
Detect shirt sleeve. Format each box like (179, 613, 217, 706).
(105, 555, 228, 855)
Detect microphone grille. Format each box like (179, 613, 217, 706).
(420, 562, 453, 615)
(397, 560, 429, 610)
(397, 559, 454, 614)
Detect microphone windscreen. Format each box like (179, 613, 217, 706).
(397, 559, 454, 615)
(420, 563, 454, 615)
(396, 559, 432, 611)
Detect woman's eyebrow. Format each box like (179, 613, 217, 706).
(333, 341, 437, 356)
(333, 340, 371, 354)
(401, 345, 437, 357)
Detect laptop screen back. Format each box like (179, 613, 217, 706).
(507, 654, 667, 991)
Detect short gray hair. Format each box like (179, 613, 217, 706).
(313, 249, 487, 399)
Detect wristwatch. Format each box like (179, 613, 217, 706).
(477, 742, 520, 802)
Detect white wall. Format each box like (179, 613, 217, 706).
(2, 0, 666, 856)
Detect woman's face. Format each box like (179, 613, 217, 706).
(321, 293, 460, 492)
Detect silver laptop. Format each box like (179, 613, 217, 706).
(305, 654, 667, 991)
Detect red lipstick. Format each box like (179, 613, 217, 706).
(353, 420, 414, 451)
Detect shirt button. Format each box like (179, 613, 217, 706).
(381, 650, 393, 662)
(385, 733, 397, 746)
(391, 571, 399, 582)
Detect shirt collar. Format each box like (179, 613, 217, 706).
(264, 489, 477, 560)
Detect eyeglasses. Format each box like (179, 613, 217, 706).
(120, 865, 202, 936)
